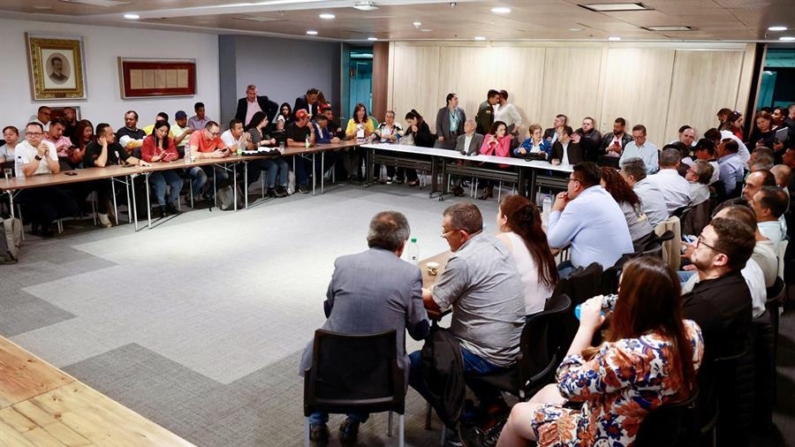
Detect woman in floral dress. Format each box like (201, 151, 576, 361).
(495, 256, 704, 447)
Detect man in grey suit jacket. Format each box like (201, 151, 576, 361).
(454, 119, 484, 155)
(435, 93, 467, 150)
(300, 211, 429, 445)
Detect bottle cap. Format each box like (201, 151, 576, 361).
(411, 237, 417, 242)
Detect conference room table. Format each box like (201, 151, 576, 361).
(362, 143, 574, 199)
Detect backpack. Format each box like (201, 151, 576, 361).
(420, 326, 465, 430)
(217, 185, 243, 211)
(1, 217, 22, 263)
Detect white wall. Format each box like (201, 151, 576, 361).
(0, 18, 219, 132)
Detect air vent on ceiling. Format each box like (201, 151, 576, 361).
(643, 26, 693, 32)
(59, 0, 131, 6)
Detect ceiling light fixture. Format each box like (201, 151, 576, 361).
(413, 21, 422, 28)
(474, 36, 487, 41)
(608, 36, 621, 41)
(123, 13, 140, 19)
(644, 26, 693, 31)
(569, 28, 584, 32)
(368, 37, 378, 41)
(768, 26, 788, 32)
(306, 30, 318, 35)
(780, 36, 795, 41)
(319, 13, 335, 19)
(580, 2, 649, 12)
(352, 1, 378, 11)
(421, 29, 432, 32)
(491, 7, 511, 14)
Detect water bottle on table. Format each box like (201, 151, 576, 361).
(542, 195, 552, 224)
(406, 237, 419, 266)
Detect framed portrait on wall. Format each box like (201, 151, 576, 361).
(25, 33, 87, 100)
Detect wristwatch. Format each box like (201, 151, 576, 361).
(34, 155, 42, 161)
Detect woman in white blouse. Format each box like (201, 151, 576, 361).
(496, 194, 559, 315)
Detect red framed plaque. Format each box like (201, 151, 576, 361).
(118, 58, 196, 98)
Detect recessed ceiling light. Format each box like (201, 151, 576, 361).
(421, 29, 433, 32)
(352, 1, 378, 11)
(769, 26, 788, 32)
(644, 26, 693, 31)
(123, 13, 139, 19)
(413, 21, 422, 27)
(491, 7, 511, 14)
(319, 13, 335, 19)
(780, 36, 795, 41)
(306, 30, 318, 35)
(368, 37, 378, 41)
(569, 28, 584, 32)
(580, 2, 650, 12)
(608, 36, 622, 41)
(474, 36, 487, 41)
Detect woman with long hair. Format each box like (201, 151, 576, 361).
(496, 195, 558, 315)
(478, 121, 512, 199)
(276, 102, 292, 131)
(400, 109, 434, 186)
(68, 119, 93, 168)
(245, 111, 289, 198)
(600, 167, 654, 246)
(489, 256, 703, 447)
(141, 121, 184, 218)
(343, 103, 375, 181)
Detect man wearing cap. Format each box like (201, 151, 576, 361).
(286, 109, 316, 194)
(235, 84, 279, 128)
(171, 110, 193, 156)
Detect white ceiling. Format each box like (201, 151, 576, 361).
(1, 0, 795, 42)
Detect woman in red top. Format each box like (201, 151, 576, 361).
(142, 121, 184, 218)
(478, 120, 513, 199)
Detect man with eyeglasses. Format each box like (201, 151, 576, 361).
(548, 162, 633, 276)
(15, 122, 78, 236)
(186, 121, 232, 202)
(619, 124, 659, 174)
(408, 202, 524, 440)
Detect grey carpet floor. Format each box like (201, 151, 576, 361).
(1, 182, 500, 447)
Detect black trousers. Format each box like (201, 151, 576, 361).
(18, 187, 79, 227)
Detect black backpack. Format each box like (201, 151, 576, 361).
(420, 326, 465, 430)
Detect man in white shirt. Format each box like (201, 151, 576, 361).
(548, 162, 633, 274)
(16, 122, 58, 177)
(621, 157, 669, 228)
(686, 160, 713, 206)
(495, 90, 522, 135)
(670, 125, 696, 147)
(648, 148, 691, 215)
(619, 124, 659, 173)
(751, 186, 788, 253)
(220, 119, 249, 154)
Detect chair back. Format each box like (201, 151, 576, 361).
(642, 242, 663, 259)
(517, 294, 572, 394)
(304, 329, 405, 417)
(552, 263, 603, 355)
(681, 200, 710, 236)
(654, 217, 681, 272)
(635, 389, 699, 447)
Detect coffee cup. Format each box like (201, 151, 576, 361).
(426, 262, 440, 276)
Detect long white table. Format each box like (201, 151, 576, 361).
(362, 143, 574, 198)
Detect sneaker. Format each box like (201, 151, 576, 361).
(395, 178, 404, 185)
(386, 177, 393, 185)
(339, 419, 360, 445)
(276, 186, 290, 197)
(445, 427, 464, 447)
(309, 423, 329, 445)
(98, 213, 112, 228)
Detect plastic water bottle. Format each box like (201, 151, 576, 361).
(406, 237, 419, 266)
(184, 145, 192, 163)
(305, 134, 310, 149)
(542, 195, 552, 223)
(15, 155, 24, 179)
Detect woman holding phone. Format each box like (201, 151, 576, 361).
(142, 121, 184, 218)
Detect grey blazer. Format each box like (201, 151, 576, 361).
(455, 133, 485, 155)
(299, 248, 429, 378)
(436, 107, 467, 144)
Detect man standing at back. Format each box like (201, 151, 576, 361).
(475, 89, 500, 135)
(548, 162, 633, 274)
(410, 202, 525, 440)
(300, 211, 429, 446)
(294, 88, 321, 121)
(235, 84, 278, 128)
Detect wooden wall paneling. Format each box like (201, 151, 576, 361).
(735, 43, 758, 116)
(371, 42, 389, 121)
(540, 47, 604, 134)
(600, 47, 676, 145)
(391, 44, 440, 128)
(664, 49, 745, 142)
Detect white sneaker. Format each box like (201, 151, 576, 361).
(98, 213, 112, 228)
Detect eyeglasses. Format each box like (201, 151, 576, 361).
(696, 236, 723, 254)
(209, 131, 220, 136)
(440, 229, 459, 239)
(567, 177, 579, 183)
(25, 132, 43, 136)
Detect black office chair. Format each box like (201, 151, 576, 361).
(696, 344, 750, 447)
(552, 263, 603, 356)
(635, 388, 699, 447)
(672, 205, 692, 220)
(465, 294, 572, 400)
(303, 329, 406, 447)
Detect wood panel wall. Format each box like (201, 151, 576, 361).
(388, 42, 755, 145)
(371, 42, 390, 121)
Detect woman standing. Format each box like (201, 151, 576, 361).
(435, 93, 466, 149)
(344, 103, 375, 181)
(489, 256, 703, 447)
(401, 109, 434, 186)
(600, 167, 654, 248)
(478, 121, 512, 199)
(245, 111, 289, 198)
(495, 195, 558, 315)
(141, 121, 184, 218)
(276, 103, 292, 131)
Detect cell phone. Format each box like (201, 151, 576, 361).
(64, 171, 78, 176)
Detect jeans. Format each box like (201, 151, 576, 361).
(408, 346, 505, 415)
(678, 270, 697, 287)
(308, 411, 369, 426)
(186, 166, 208, 198)
(292, 155, 325, 187)
(150, 170, 183, 206)
(251, 158, 288, 189)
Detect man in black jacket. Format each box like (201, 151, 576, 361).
(234, 84, 278, 128)
(575, 116, 602, 162)
(599, 117, 633, 157)
(293, 88, 320, 121)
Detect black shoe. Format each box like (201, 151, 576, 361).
(453, 185, 465, 197)
(309, 423, 329, 445)
(339, 419, 360, 446)
(166, 203, 181, 215)
(478, 187, 493, 200)
(274, 187, 288, 198)
(395, 178, 404, 185)
(156, 206, 166, 219)
(458, 418, 506, 447)
(297, 185, 310, 194)
(266, 188, 278, 198)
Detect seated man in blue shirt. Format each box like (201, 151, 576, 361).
(548, 162, 634, 276)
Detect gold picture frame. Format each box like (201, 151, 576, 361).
(26, 33, 87, 100)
